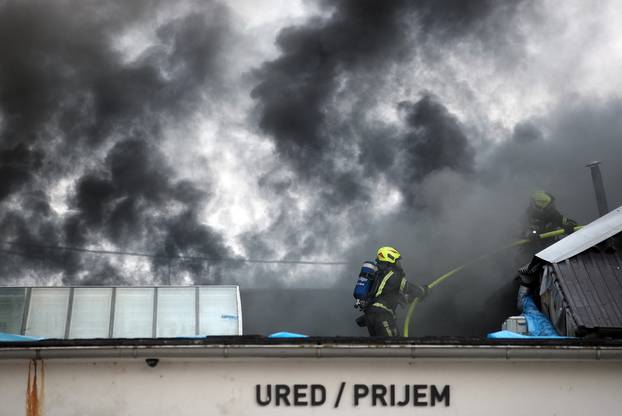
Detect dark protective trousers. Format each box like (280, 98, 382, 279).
(365, 308, 399, 337)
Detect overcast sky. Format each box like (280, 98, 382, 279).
(1, 0, 621, 299)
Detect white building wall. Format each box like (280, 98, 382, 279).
(1, 356, 621, 415)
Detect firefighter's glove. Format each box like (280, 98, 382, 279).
(518, 266, 536, 286)
(563, 220, 577, 236)
(355, 315, 367, 327)
(416, 284, 429, 300)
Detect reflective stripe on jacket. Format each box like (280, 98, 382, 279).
(370, 266, 410, 313)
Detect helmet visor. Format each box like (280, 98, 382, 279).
(531, 191, 552, 209)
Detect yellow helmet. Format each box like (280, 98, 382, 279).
(376, 246, 401, 263)
(531, 191, 553, 209)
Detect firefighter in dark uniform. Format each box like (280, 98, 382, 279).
(364, 246, 427, 337)
(517, 192, 578, 307)
(524, 191, 577, 252)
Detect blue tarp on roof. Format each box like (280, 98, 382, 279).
(487, 295, 570, 339)
(487, 330, 568, 339)
(521, 294, 562, 337)
(0, 332, 45, 342)
(268, 332, 309, 338)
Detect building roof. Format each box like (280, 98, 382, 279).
(536, 205, 622, 263)
(552, 250, 622, 334)
(534, 205, 622, 336)
(1, 336, 622, 360)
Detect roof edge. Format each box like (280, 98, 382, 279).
(2, 338, 622, 360)
(536, 205, 622, 263)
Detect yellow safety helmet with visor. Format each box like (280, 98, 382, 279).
(530, 191, 553, 209)
(376, 246, 401, 264)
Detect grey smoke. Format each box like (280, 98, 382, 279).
(0, 0, 235, 284)
(246, 0, 622, 336)
(396, 94, 475, 203)
(1, 0, 621, 338)
(513, 120, 543, 144)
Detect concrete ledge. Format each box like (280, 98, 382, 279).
(2, 342, 622, 360)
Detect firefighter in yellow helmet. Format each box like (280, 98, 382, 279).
(358, 246, 428, 337)
(525, 191, 577, 248)
(517, 192, 578, 308)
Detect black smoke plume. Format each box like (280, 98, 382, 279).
(2, 0, 621, 339)
(245, 0, 622, 337)
(0, 0, 235, 284)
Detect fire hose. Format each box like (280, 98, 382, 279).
(402, 226, 583, 337)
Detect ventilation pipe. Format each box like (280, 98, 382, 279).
(585, 161, 609, 217)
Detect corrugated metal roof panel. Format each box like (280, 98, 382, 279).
(552, 250, 622, 334)
(536, 205, 622, 263)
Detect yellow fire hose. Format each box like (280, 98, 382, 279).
(402, 226, 582, 337)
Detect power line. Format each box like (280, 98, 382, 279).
(0, 248, 45, 261)
(2, 241, 347, 266)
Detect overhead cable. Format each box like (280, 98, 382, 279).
(2, 241, 347, 266)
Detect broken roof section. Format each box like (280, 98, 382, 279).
(536, 206, 622, 263)
(533, 205, 622, 337)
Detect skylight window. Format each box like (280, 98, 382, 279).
(0, 286, 241, 339)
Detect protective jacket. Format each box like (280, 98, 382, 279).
(364, 262, 420, 337)
(526, 204, 576, 235)
(368, 263, 411, 315)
